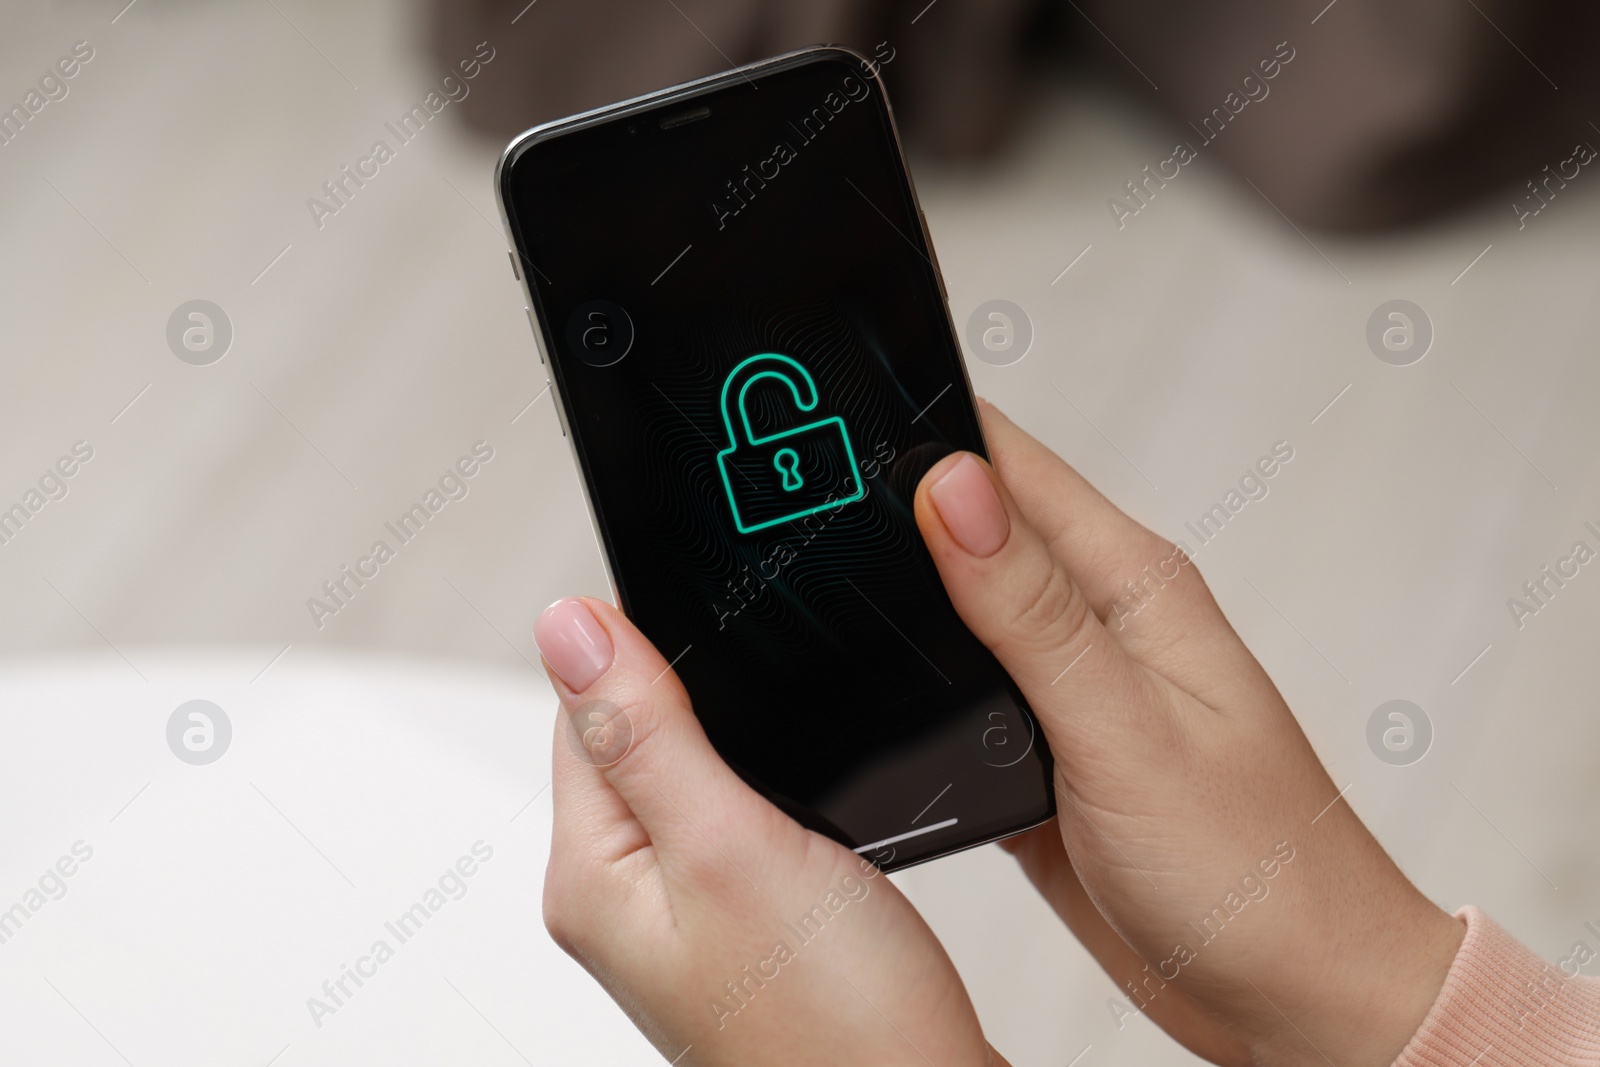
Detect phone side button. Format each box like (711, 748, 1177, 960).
(919, 210, 950, 302)
(525, 308, 544, 364)
(508, 250, 521, 281)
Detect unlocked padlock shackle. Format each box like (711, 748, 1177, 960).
(719, 353, 820, 447)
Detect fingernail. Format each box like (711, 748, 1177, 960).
(534, 598, 614, 692)
(929, 454, 1010, 558)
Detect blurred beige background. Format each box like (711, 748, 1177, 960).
(2, 1, 1598, 1064)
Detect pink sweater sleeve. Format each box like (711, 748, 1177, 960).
(1394, 906, 1600, 1066)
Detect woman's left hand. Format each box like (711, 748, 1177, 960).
(535, 596, 1005, 1066)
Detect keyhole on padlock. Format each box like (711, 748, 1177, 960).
(774, 448, 804, 492)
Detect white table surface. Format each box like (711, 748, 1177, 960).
(0, 649, 663, 1066)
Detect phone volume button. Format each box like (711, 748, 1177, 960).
(919, 210, 949, 301)
(508, 250, 521, 281)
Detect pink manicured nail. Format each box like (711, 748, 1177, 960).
(929, 454, 1010, 558)
(534, 598, 614, 692)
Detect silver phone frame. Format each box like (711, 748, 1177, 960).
(492, 45, 1047, 870)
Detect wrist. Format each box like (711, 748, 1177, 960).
(1254, 892, 1465, 1066)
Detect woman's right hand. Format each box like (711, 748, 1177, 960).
(914, 401, 1464, 1067)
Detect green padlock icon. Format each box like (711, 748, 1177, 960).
(716, 353, 865, 534)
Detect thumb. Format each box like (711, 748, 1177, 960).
(914, 453, 1157, 748)
(534, 597, 764, 863)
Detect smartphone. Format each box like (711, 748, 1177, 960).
(496, 45, 1053, 870)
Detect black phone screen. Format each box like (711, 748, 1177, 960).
(500, 48, 1053, 869)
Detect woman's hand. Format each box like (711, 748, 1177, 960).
(534, 597, 1006, 1067)
(913, 401, 1464, 1066)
